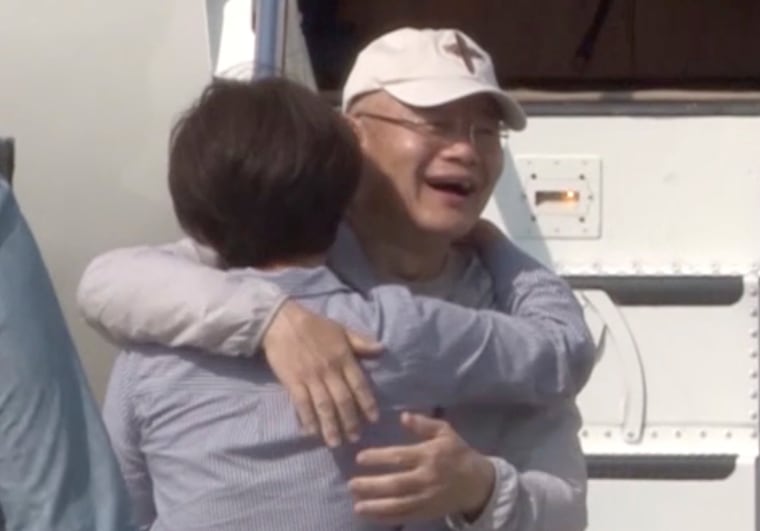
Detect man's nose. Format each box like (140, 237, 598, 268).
(443, 137, 480, 166)
(439, 130, 480, 166)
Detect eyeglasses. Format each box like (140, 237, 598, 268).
(354, 112, 507, 147)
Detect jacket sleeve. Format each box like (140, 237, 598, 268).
(476, 236, 596, 399)
(364, 278, 595, 407)
(446, 403, 587, 531)
(77, 240, 287, 357)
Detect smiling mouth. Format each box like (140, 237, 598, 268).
(425, 179, 475, 197)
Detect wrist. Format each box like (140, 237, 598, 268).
(460, 452, 496, 519)
(262, 299, 299, 351)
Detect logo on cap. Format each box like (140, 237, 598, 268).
(443, 33, 483, 74)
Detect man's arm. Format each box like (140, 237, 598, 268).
(0, 181, 134, 531)
(364, 281, 594, 407)
(480, 227, 595, 398)
(103, 352, 157, 531)
(471, 223, 596, 398)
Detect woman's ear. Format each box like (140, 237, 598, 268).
(344, 113, 367, 148)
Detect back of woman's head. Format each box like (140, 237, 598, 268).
(168, 77, 362, 268)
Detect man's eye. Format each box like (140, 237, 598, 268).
(474, 125, 500, 137)
(425, 121, 452, 135)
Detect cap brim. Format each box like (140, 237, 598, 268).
(382, 78, 527, 131)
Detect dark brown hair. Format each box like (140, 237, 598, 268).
(168, 77, 362, 268)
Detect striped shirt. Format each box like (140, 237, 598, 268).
(94, 226, 592, 531)
(104, 260, 582, 530)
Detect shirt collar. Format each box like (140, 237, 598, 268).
(226, 265, 351, 299)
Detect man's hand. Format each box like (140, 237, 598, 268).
(263, 300, 382, 447)
(348, 412, 495, 525)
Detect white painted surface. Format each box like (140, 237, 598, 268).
(484, 116, 760, 530)
(586, 459, 757, 531)
(0, 0, 211, 399)
(486, 117, 760, 272)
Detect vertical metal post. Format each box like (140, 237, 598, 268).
(0, 137, 14, 185)
(253, 0, 287, 78)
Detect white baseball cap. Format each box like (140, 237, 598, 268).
(342, 27, 526, 131)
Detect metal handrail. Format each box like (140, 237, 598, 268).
(0, 138, 14, 185)
(252, 0, 287, 78)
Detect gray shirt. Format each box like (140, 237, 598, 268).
(83, 225, 594, 530)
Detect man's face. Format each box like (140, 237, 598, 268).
(350, 92, 505, 241)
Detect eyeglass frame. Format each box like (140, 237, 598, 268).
(353, 112, 508, 146)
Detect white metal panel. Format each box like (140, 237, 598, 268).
(618, 302, 757, 426)
(485, 117, 760, 271)
(0, 0, 211, 400)
(509, 156, 602, 240)
(575, 278, 759, 432)
(485, 114, 760, 530)
(586, 459, 757, 531)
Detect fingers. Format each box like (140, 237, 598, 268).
(307, 379, 342, 447)
(342, 360, 379, 423)
(287, 382, 319, 436)
(354, 494, 429, 523)
(356, 444, 422, 469)
(349, 470, 427, 499)
(263, 303, 382, 446)
(345, 330, 384, 356)
(400, 412, 448, 439)
(354, 412, 448, 467)
(302, 357, 376, 445)
(323, 371, 361, 443)
(350, 416, 476, 524)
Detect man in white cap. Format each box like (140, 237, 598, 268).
(343, 27, 526, 129)
(79, 27, 593, 530)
